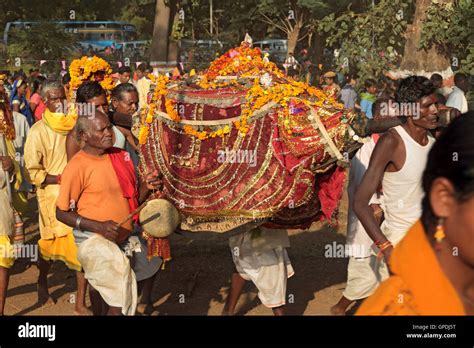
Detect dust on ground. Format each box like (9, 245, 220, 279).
(4, 189, 361, 316)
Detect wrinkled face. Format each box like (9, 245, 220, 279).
(83, 112, 114, 150)
(89, 94, 109, 114)
(112, 91, 138, 116)
(45, 88, 66, 113)
(412, 94, 438, 130)
(119, 72, 131, 84)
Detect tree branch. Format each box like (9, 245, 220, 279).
(259, 11, 289, 33)
(279, 13, 293, 31)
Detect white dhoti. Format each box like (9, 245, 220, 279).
(343, 255, 389, 301)
(77, 235, 137, 316)
(229, 228, 294, 308)
(343, 222, 408, 301)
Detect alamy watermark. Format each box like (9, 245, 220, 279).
(379, 100, 421, 119)
(217, 148, 257, 167)
(55, 100, 96, 118)
(0, 244, 38, 262)
(324, 242, 371, 258)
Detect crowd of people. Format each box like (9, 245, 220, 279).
(0, 51, 473, 317)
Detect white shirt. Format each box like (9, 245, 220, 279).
(346, 136, 382, 257)
(381, 126, 435, 245)
(446, 86, 468, 114)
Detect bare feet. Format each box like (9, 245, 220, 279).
(330, 304, 347, 316)
(331, 296, 353, 316)
(74, 306, 92, 316)
(221, 305, 235, 316)
(136, 303, 154, 316)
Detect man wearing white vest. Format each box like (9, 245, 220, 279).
(353, 76, 437, 295)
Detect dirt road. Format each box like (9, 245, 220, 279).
(4, 192, 356, 316)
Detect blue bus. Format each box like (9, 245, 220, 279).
(3, 21, 137, 51)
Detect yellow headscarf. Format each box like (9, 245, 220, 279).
(42, 107, 77, 135)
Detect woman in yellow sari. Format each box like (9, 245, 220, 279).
(357, 111, 474, 315)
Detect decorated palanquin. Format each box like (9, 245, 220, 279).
(137, 42, 370, 235)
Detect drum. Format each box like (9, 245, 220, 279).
(139, 199, 181, 238)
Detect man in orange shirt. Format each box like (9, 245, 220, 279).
(56, 110, 162, 315)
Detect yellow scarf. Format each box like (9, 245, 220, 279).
(42, 108, 77, 134)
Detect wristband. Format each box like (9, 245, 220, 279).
(75, 216, 82, 231)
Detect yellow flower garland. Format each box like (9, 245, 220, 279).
(138, 45, 344, 144)
(69, 56, 114, 97)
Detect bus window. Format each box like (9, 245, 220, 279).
(85, 33, 102, 41)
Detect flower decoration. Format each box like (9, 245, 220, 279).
(138, 42, 345, 143)
(69, 56, 114, 97)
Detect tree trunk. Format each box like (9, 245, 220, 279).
(287, 13, 304, 55)
(168, 41, 179, 62)
(150, 0, 170, 62)
(167, 3, 179, 63)
(287, 29, 299, 55)
(399, 0, 451, 74)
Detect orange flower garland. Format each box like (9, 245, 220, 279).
(138, 43, 344, 144)
(69, 56, 114, 97)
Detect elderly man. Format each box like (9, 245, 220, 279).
(66, 81, 112, 160)
(23, 81, 89, 315)
(56, 110, 162, 315)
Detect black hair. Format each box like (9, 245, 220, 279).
(76, 81, 105, 103)
(118, 66, 132, 74)
(430, 73, 443, 84)
(395, 75, 435, 104)
(137, 63, 151, 73)
(421, 111, 474, 232)
(31, 76, 46, 95)
(62, 73, 71, 85)
(434, 92, 446, 105)
(372, 97, 389, 118)
(111, 82, 137, 101)
(364, 78, 377, 90)
(454, 73, 468, 87)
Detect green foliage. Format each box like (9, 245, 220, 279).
(419, 0, 473, 74)
(7, 22, 80, 61)
(318, 0, 413, 83)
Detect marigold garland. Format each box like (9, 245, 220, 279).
(69, 56, 114, 97)
(138, 43, 344, 144)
